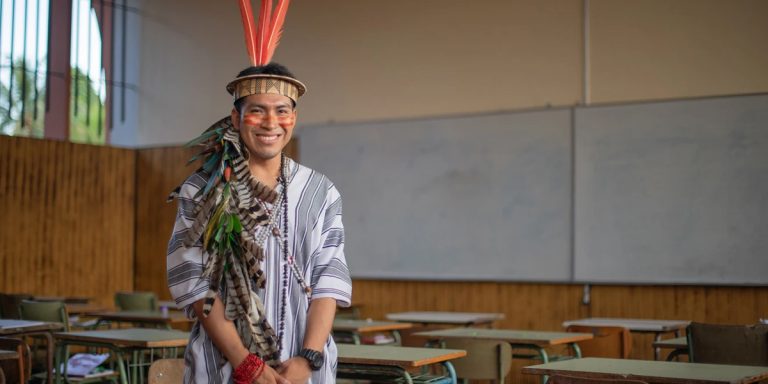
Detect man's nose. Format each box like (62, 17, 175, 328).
(261, 112, 279, 129)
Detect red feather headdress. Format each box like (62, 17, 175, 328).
(228, 0, 306, 102)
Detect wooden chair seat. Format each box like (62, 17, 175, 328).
(148, 358, 184, 384)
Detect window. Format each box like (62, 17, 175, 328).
(0, 0, 129, 145)
(0, 0, 49, 138)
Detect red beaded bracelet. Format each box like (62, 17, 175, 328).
(232, 354, 265, 384)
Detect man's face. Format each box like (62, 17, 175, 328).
(232, 93, 297, 162)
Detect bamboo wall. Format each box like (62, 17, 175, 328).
(0, 135, 135, 306)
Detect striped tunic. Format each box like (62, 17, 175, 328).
(167, 158, 352, 383)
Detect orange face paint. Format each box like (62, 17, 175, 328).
(243, 115, 261, 126)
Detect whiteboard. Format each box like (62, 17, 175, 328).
(574, 95, 768, 284)
(299, 110, 573, 281)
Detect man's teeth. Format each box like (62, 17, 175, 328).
(257, 135, 279, 142)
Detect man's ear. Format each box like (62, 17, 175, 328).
(231, 108, 240, 130)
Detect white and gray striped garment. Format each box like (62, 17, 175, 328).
(167, 158, 352, 383)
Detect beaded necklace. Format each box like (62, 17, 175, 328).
(262, 154, 311, 353)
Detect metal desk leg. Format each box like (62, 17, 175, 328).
(54, 342, 63, 384)
(569, 342, 582, 358)
(34, 331, 56, 384)
(131, 350, 139, 384)
(392, 330, 402, 345)
(654, 332, 662, 360)
(399, 367, 414, 384)
(440, 361, 458, 384)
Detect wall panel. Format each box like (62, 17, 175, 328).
(0, 136, 135, 306)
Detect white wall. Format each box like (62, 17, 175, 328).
(131, 0, 768, 147)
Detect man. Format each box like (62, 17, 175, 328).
(167, 62, 351, 384)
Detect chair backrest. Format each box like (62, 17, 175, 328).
(442, 338, 512, 383)
(547, 374, 649, 384)
(148, 358, 185, 384)
(687, 322, 768, 366)
(566, 325, 632, 359)
(18, 300, 70, 331)
(115, 291, 157, 311)
(0, 337, 31, 384)
(0, 293, 33, 319)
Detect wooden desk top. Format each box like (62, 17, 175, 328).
(54, 329, 190, 348)
(414, 327, 593, 347)
(333, 319, 413, 333)
(337, 344, 466, 369)
(386, 311, 505, 325)
(34, 296, 92, 304)
(87, 311, 191, 324)
(652, 336, 688, 349)
(0, 320, 64, 335)
(562, 318, 690, 332)
(0, 349, 19, 360)
(522, 357, 768, 384)
(66, 304, 112, 316)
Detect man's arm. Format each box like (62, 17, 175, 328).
(278, 297, 337, 382)
(192, 296, 289, 384)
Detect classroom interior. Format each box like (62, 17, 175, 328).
(1, 1, 767, 383)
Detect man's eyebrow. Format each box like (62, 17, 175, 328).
(244, 102, 293, 109)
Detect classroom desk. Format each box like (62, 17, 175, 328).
(562, 317, 690, 360)
(337, 344, 465, 384)
(415, 327, 593, 362)
(86, 311, 192, 329)
(652, 336, 688, 361)
(522, 357, 768, 384)
(386, 311, 505, 327)
(54, 328, 189, 384)
(332, 319, 413, 345)
(0, 319, 65, 384)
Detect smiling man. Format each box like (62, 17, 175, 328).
(167, 63, 352, 384)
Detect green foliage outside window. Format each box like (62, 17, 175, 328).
(70, 66, 106, 144)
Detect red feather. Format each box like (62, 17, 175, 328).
(264, 0, 290, 64)
(237, 0, 258, 65)
(255, 0, 273, 65)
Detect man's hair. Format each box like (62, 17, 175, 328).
(233, 63, 297, 112)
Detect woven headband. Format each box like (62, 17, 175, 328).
(226, 74, 306, 103)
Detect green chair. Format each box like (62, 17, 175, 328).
(19, 300, 71, 330)
(114, 292, 157, 312)
(687, 322, 768, 366)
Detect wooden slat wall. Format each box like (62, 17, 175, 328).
(0, 135, 135, 306)
(134, 139, 299, 297)
(134, 146, 197, 298)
